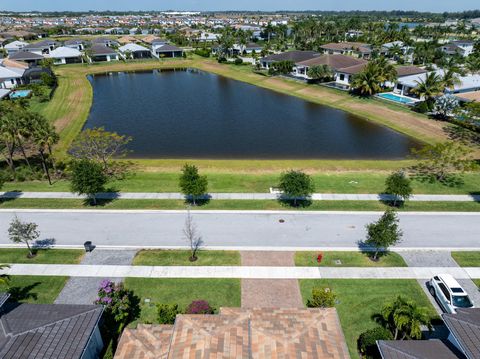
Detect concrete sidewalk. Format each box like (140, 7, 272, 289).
(1, 191, 479, 202)
(3, 264, 480, 280)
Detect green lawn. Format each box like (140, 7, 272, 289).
(295, 251, 407, 267)
(451, 252, 480, 267)
(299, 279, 438, 359)
(1, 198, 479, 212)
(0, 275, 68, 304)
(0, 248, 84, 264)
(124, 278, 241, 324)
(133, 250, 241, 266)
(3, 172, 480, 195)
(474, 279, 480, 287)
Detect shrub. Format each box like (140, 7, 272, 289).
(157, 303, 181, 324)
(412, 101, 431, 114)
(358, 327, 393, 358)
(306, 287, 336, 308)
(234, 57, 243, 65)
(194, 48, 211, 57)
(185, 300, 214, 314)
(217, 57, 227, 63)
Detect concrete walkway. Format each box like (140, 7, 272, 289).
(1, 191, 479, 202)
(3, 264, 480, 280)
(54, 250, 137, 305)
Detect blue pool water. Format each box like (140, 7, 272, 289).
(377, 93, 415, 105)
(9, 90, 32, 99)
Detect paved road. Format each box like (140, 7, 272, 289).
(0, 210, 479, 249)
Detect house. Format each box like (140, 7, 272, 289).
(320, 42, 376, 59)
(48, 46, 83, 64)
(88, 45, 119, 62)
(64, 39, 86, 51)
(115, 308, 351, 359)
(118, 36, 139, 45)
(151, 38, 169, 48)
(4, 40, 28, 55)
(260, 50, 321, 70)
(0, 65, 24, 89)
(142, 35, 162, 44)
(153, 44, 184, 58)
(8, 51, 44, 66)
(234, 42, 263, 55)
(440, 40, 475, 57)
(377, 308, 480, 359)
(293, 54, 368, 80)
(0, 292, 104, 359)
(90, 37, 119, 48)
(118, 43, 152, 59)
(23, 39, 58, 55)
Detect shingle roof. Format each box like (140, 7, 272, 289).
(155, 44, 182, 52)
(24, 40, 57, 49)
(0, 303, 103, 359)
(119, 43, 150, 53)
(261, 50, 321, 63)
(321, 42, 372, 54)
(443, 308, 480, 359)
(396, 66, 427, 77)
(89, 44, 117, 56)
(9, 51, 44, 61)
(64, 38, 85, 46)
(49, 46, 82, 59)
(297, 54, 367, 70)
(377, 340, 459, 359)
(336, 62, 368, 75)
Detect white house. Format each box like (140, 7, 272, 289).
(118, 43, 152, 59)
(0, 64, 25, 89)
(4, 40, 28, 55)
(439, 40, 475, 57)
(89, 45, 119, 62)
(48, 46, 83, 64)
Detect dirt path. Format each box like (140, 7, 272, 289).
(240, 251, 303, 308)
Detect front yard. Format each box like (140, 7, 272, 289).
(0, 275, 68, 304)
(451, 252, 480, 267)
(299, 279, 438, 359)
(0, 248, 84, 264)
(132, 250, 241, 266)
(295, 251, 407, 267)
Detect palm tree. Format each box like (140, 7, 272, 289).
(375, 57, 397, 83)
(412, 72, 445, 103)
(307, 65, 333, 82)
(442, 69, 461, 90)
(351, 62, 383, 96)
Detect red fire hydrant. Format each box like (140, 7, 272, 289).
(317, 253, 323, 264)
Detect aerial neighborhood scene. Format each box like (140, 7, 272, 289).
(1, 0, 480, 358)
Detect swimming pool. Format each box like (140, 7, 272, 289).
(377, 92, 416, 105)
(9, 90, 32, 99)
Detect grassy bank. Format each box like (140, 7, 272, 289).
(299, 279, 438, 359)
(3, 171, 480, 194)
(1, 198, 479, 211)
(124, 278, 241, 324)
(0, 248, 84, 264)
(132, 250, 241, 266)
(451, 252, 480, 267)
(0, 276, 68, 304)
(295, 251, 407, 267)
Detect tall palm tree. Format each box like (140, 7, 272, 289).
(351, 62, 383, 96)
(412, 72, 445, 102)
(307, 65, 333, 82)
(375, 57, 397, 83)
(442, 69, 462, 90)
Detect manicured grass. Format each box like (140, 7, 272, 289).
(295, 251, 407, 267)
(451, 252, 480, 267)
(299, 279, 438, 359)
(1, 198, 479, 212)
(0, 275, 68, 304)
(124, 278, 241, 324)
(474, 279, 480, 288)
(133, 250, 241, 266)
(3, 171, 480, 195)
(0, 248, 84, 264)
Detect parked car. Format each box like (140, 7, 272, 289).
(428, 274, 474, 313)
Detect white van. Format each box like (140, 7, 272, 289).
(428, 274, 474, 314)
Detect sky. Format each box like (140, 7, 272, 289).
(1, 0, 479, 13)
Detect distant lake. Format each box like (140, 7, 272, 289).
(84, 69, 422, 159)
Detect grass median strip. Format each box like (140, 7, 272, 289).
(451, 252, 480, 267)
(0, 248, 84, 264)
(299, 279, 438, 359)
(133, 249, 241, 266)
(1, 198, 479, 211)
(0, 275, 69, 304)
(124, 278, 241, 324)
(295, 251, 407, 267)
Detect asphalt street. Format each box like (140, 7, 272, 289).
(0, 210, 479, 249)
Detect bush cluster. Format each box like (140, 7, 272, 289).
(306, 287, 336, 308)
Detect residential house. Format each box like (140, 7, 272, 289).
(234, 42, 263, 55)
(118, 36, 139, 45)
(440, 40, 475, 57)
(23, 39, 58, 55)
(320, 42, 376, 59)
(118, 43, 152, 59)
(4, 40, 28, 55)
(115, 308, 351, 359)
(88, 44, 119, 62)
(142, 35, 162, 44)
(90, 37, 119, 48)
(8, 51, 44, 66)
(0, 293, 104, 359)
(260, 50, 321, 70)
(48, 46, 83, 64)
(0, 64, 24, 89)
(151, 38, 169, 48)
(293, 54, 367, 81)
(377, 308, 480, 359)
(154, 44, 184, 58)
(64, 38, 86, 51)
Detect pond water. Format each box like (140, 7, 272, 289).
(85, 69, 422, 159)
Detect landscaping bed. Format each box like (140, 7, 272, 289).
(295, 251, 407, 267)
(451, 251, 480, 267)
(299, 279, 438, 359)
(0, 275, 68, 304)
(124, 278, 241, 324)
(132, 250, 241, 266)
(0, 248, 84, 264)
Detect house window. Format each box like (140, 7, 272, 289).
(396, 84, 402, 90)
(339, 74, 345, 81)
(11, 79, 15, 84)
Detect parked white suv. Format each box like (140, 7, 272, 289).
(428, 274, 474, 314)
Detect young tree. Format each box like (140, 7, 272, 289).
(68, 127, 132, 178)
(70, 159, 108, 205)
(179, 164, 208, 205)
(384, 171, 413, 207)
(278, 170, 315, 206)
(183, 209, 203, 262)
(307, 64, 333, 82)
(433, 95, 459, 119)
(8, 216, 40, 258)
(365, 209, 403, 260)
(0, 264, 10, 285)
(411, 142, 475, 182)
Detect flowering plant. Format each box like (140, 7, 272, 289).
(95, 279, 138, 325)
(185, 300, 214, 315)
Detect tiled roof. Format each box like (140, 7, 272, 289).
(155, 44, 183, 52)
(296, 54, 367, 70)
(443, 308, 480, 359)
(336, 62, 368, 75)
(115, 308, 350, 359)
(9, 51, 44, 61)
(0, 303, 103, 359)
(261, 50, 321, 63)
(396, 66, 427, 77)
(377, 339, 459, 359)
(320, 42, 372, 53)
